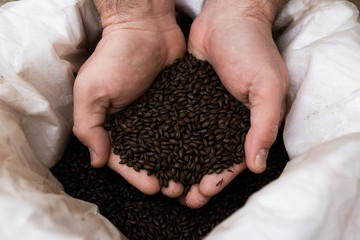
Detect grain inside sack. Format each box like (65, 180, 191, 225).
(52, 53, 289, 240)
(52, 133, 288, 240)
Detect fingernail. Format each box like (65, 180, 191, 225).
(255, 148, 268, 170)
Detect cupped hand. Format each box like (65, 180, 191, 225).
(182, 0, 289, 208)
(73, 2, 186, 195)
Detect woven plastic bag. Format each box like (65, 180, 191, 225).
(0, 0, 124, 239)
(1, 0, 360, 239)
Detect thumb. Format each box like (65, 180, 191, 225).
(73, 84, 111, 168)
(74, 125, 111, 168)
(244, 88, 285, 174)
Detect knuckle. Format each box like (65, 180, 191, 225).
(263, 122, 279, 144)
(72, 124, 86, 139)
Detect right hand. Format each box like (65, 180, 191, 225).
(182, 0, 289, 208)
(73, 0, 186, 195)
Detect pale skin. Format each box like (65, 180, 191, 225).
(73, 0, 289, 208)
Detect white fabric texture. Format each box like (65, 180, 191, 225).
(280, 0, 360, 160)
(0, 0, 124, 239)
(175, 0, 204, 19)
(1, 0, 83, 168)
(205, 0, 360, 239)
(0, 0, 359, 239)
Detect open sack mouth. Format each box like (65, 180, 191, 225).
(51, 48, 289, 239)
(1, 0, 360, 240)
(51, 9, 289, 239)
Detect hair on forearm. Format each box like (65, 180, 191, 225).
(94, 0, 140, 15)
(243, 0, 288, 23)
(268, 0, 288, 20)
(114, 0, 143, 10)
(268, 0, 288, 13)
(93, 0, 150, 26)
(94, 0, 174, 25)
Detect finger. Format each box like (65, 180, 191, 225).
(161, 180, 184, 198)
(199, 162, 247, 197)
(107, 150, 160, 195)
(73, 76, 110, 168)
(73, 117, 110, 168)
(245, 81, 285, 173)
(184, 184, 210, 209)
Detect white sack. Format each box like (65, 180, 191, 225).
(206, 0, 360, 239)
(0, 115, 123, 240)
(0, 0, 125, 239)
(1, 0, 360, 239)
(206, 134, 360, 240)
(278, 0, 360, 160)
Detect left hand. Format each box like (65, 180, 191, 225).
(73, 0, 186, 196)
(181, 0, 289, 208)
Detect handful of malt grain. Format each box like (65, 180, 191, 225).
(106, 53, 250, 194)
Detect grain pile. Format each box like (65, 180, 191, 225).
(52, 132, 288, 240)
(105, 53, 250, 194)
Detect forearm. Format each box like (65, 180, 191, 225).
(252, 0, 288, 22)
(204, 0, 287, 24)
(93, 0, 176, 28)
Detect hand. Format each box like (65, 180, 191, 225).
(182, 0, 289, 208)
(73, 0, 186, 195)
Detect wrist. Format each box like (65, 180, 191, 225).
(94, 0, 176, 29)
(92, 0, 186, 67)
(189, 0, 286, 62)
(203, 0, 286, 25)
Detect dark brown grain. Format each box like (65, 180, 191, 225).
(105, 53, 250, 193)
